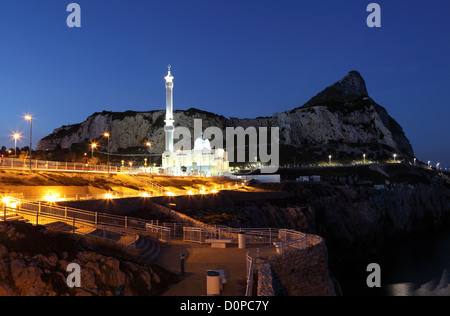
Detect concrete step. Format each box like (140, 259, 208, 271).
(136, 236, 161, 262)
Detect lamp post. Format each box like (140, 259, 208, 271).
(328, 155, 332, 166)
(25, 116, 32, 170)
(146, 141, 151, 167)
(363, 153, 366, 165)
(91, 143, 97, 159)
(104, 133, 110, 174)
(13, 133, 21, 158)
(393, 154, 397, 163)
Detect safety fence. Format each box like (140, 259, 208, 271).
(244, 229, 308, 296)
(14, 192, 158, 203)
(4, 198, 174, 243)
(0, 157, 118, 173)
(182, 226, 278, 245)
(1, 205, 138, 248)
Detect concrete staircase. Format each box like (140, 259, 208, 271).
(135, 236, 161, 262)
(87, 228, 161, 262)
(125, 174, 165, 196)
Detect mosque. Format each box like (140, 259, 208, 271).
(161, 66, 230, 176)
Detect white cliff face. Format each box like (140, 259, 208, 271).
(36, 71, 414, 159)
(273, 103, 396, 148)
(38, 111, 163, 153)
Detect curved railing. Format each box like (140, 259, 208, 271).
(245, 230, 318, 296)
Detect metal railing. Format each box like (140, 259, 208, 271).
(126, 174, 165, 195)
(145, 223, 172, 243)
(0, 157, 118, 173)
(182, 226, 278, 245)
(1, 205, 138, 248)
(244, 229, 309, 296)
(6, 198, 174, 244)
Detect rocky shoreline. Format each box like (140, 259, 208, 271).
(0, 221, 178, 296)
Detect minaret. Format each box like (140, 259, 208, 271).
(164, 65, 174, 153)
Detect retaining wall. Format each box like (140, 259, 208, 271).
(256, 235, 336, 296)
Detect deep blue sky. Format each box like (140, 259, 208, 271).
(0, 0, 449, 167)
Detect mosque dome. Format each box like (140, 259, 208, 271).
(193, 137, 211, 150)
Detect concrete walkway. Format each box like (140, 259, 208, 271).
(154, 238, 250, 296)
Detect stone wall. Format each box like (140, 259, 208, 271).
(256, 235, 336, 296)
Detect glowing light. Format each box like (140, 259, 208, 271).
(199, 190, 206, 194)
(104, 193, 115, 199)
(187, 191, 194, 195)
(167, 192, 175, 196)
(3, 197, 19, 209)
(46, 193, 60, 203)
(141, 192, 150, 197)
(211, 190, 218, 194)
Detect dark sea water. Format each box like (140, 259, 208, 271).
(332, 226, 450, 296)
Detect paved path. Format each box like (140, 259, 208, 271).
(154, 239, 249, 296)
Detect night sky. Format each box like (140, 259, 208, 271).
(0, 1, 449, 167)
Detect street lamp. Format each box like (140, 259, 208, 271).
(13, 133, 21, 158)
(393, 154, 397, 162)
(146, 141, 151, 167)
(104, 132, 110, 174)
(328, 155, 332, 166)
(25, 116, 32, 170)
(91, 143, 97, 158)
(363, 153, 366, 165)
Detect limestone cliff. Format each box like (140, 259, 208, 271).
(37, 71, 414, 162)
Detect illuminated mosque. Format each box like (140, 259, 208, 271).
(161, 66, 229, 176)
